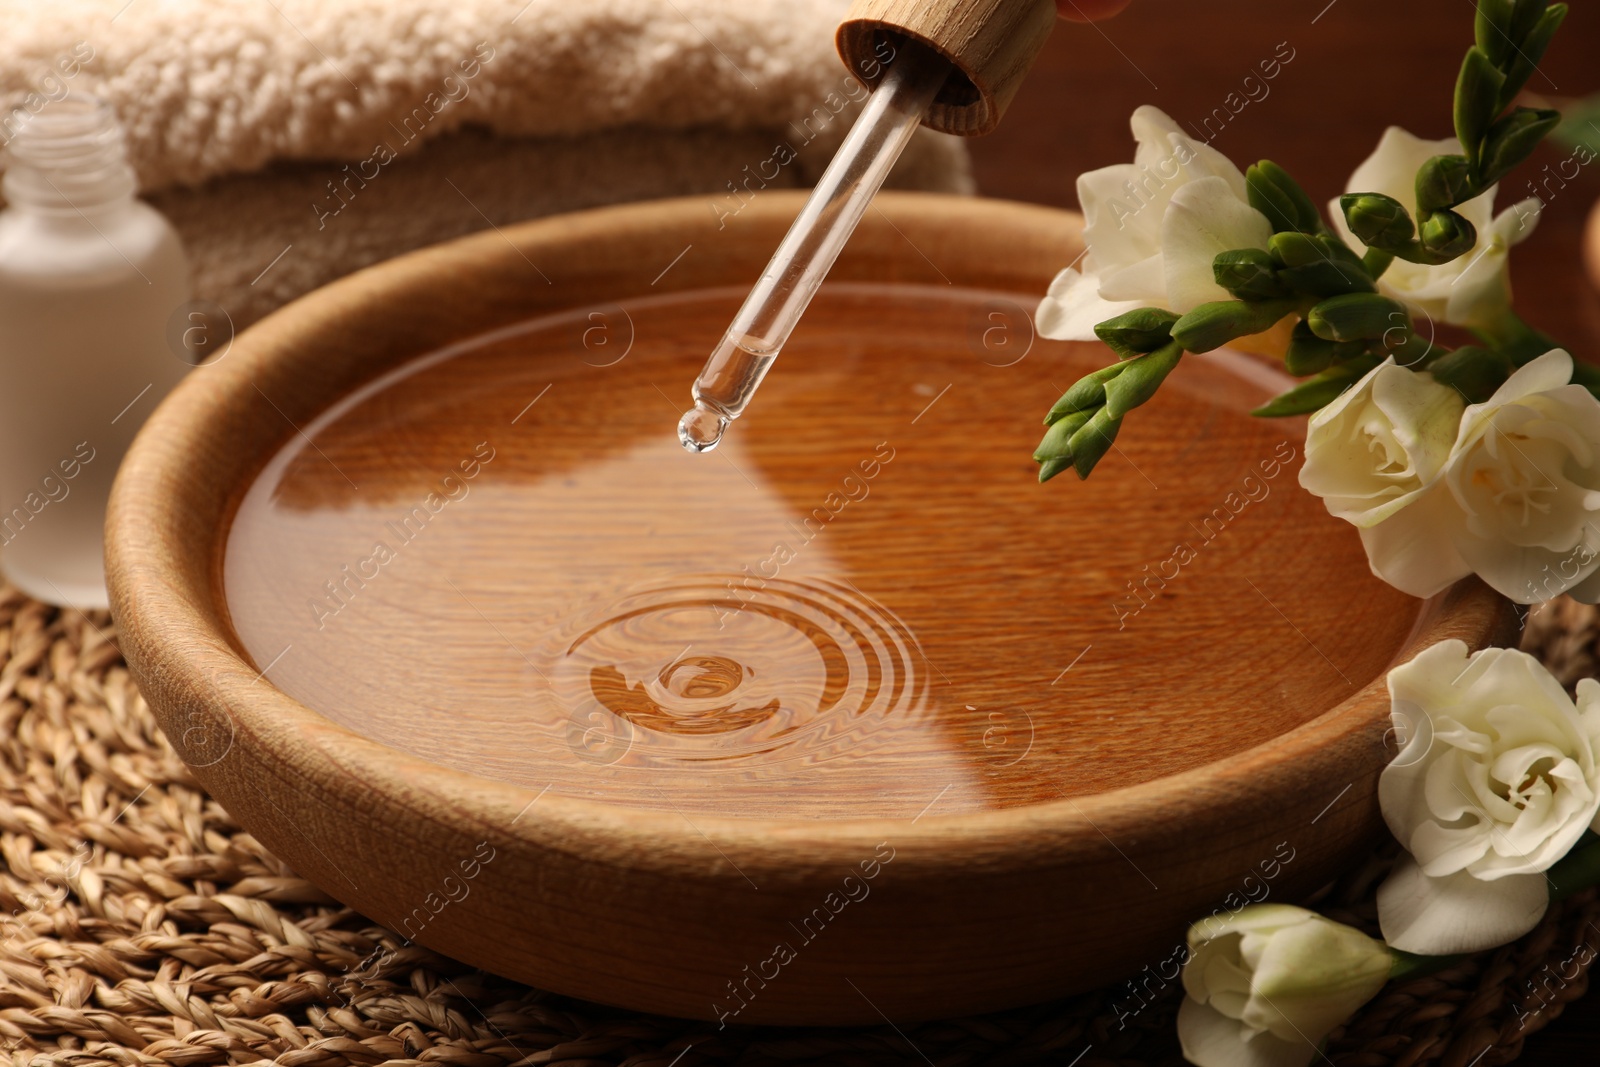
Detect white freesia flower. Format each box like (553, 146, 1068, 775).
(1333, 350, 1600, 603)
(1179, 904, 1391, 1067)
(1037, 105, 1273, 340)
(1299, 358, 1464, 529)
(1377, 639, 1600, 955)
(1442, 350, 1600, 602)
(1331, 126, 1541, 330)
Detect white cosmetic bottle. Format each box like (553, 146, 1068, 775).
(0, 94, 190, 608)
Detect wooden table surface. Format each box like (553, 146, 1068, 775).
(962, 0, 1600, 1058)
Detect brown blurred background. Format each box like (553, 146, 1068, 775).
(966, 1, 1600, 1059)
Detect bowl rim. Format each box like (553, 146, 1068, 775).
(106, 190, 1515, 879)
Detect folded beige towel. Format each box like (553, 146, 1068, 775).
(0, 0, 972, 326)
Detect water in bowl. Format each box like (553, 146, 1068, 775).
(223, 284, 1416, 819)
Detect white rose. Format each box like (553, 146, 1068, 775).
(1377, 639, 1600, 955)
(1440, 350, 1600, 603)
(1299, 357, 1464, 528)
(1037, 105, 1273, 341)
(1179, 904, 1391, 1067)
(1330, 126, 1540, 331)
(1328, 351, 1600, 603)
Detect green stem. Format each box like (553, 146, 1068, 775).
(1362, 248, 1395, 281)
(1472, 309, 1562, 365)
(1386, 329, 1443, 368)
(1388, 948, 1465, 982)
(1472, 309, 1534, 348)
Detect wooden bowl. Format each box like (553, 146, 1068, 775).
(106, 192, 1515, 1026)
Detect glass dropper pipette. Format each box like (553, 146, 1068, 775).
(676, 38, 952, 453)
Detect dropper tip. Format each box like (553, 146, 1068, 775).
(678, 402, 729, 453)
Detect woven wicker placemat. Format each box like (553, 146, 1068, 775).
(0, 589, 1595, 1067)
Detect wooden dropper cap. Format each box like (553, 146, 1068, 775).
(835, 0, 1057, 136)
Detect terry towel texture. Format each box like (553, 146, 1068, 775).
(0, 0, 973, 326)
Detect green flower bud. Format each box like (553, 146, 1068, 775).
(1093, 307, 1181, 361)
(1341, 193, 1416, 250)
(1067, 406, 1122, 480)
(1034, 408, 1093, 465)
(1500, 5, 1567, 111)
(1104, 341, 1183, 419)
(1245, 161, 1321, 234)
(1038, 401, 1125, 481)
(1509, 0, 1551, 43)
(1284, 320, 1367, 376)
(1321, 232, 1369, 270)
(1045, 363, 1124, 425)
(1419, 209, 1477, 259)
(1213, 248, 1289, 301)
(1475, 0, 1516, 66)
(1037, 456, 1074, 483)
(1479, 107, 1561, 186)
(1415, 154, 1477, 213)
(1454, 47, 1505, 163)
(1252, 354, 1382, 417)
(1269, 232, 1373, 294)
(1278, 261, 1376, 298)
(1426, 345, 1514, 403)
(1268, 231, 1324, 268)
(1307, 293, 1409, 343)
(1171, 299, 1295, 354)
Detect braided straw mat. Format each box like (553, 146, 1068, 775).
(1, 587, 1596, 1067)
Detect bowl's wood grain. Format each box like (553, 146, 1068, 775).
(106, 192, 1517, 1025)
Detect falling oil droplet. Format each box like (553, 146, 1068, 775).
(678, 401, 728, 453)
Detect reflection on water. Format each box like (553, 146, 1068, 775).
(548, 577, 928, 766)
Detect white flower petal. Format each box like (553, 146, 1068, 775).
(1568, 566, 1600, 604)
(1492, 198, 1543, 247)
(1377, 857, 1547, 954)
(1346, 127, 1462, 206)
(1372, 368, 1464, 486)
(1098, 252, 1168, 304)
(1452, 185, 1501, 232)
(1247, 919, 1392, 1038)
(1356, 487, 1471, 597)
(1035, 267, 1144, 341)
(1379, 276, 1451, 328)
(1078, 162, 1161, 269)
(1485, 349, 1575, 405)
(1382, 640, 1600, 908)
(1178, 997, 1318, 1067)
(1127, 107, 1247, 196)
(1580, 678, 1600, 718)
(1128, 103, 1186, 144)
(1299, 360, 1464, 527)
(1190, 903, 1315, 945)
(1049, 105, 1265, 354)
(1410, 816, 1493, 874)
(1441, 243, 1512, 330)
(1453, 533, 1594, 604)
(1439, 350, 1600, 601)
(1160, 176, 1273, 313)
